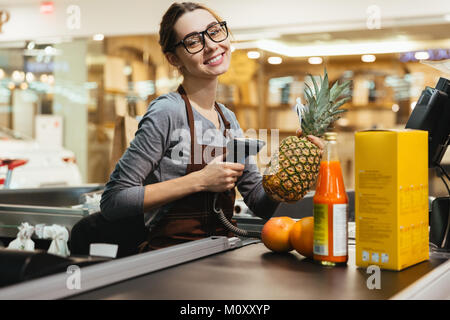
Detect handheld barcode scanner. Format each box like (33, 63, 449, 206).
(213, 138, 266, 238)
(225, 138, 266, 164)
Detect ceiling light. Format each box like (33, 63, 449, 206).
(47, 75, 54, 85)
(247, 51, 260, 59)
(40, 74, 48, 83)
(123, 66, 132, 76)
(414, 51, 429, 60)
(361, 54, 376, 63)
(27, 41, 35, 50)
(12, 71, 25, 83)
(308, 57, 323, 64)
(25, 72, 35, 82)
(268, 56, 282, 64)
(93, 34, 104, 41)
(391, 104, 399, 112)
(396, 35, 409, 41)
(44, 46, 55, 55)
(254, 39, 450, 57)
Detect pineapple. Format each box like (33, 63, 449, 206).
(263, 69, 351, 202)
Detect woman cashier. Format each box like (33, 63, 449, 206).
(70, 2, 323, 257)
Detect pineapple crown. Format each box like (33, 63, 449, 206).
(300, 68, 352, 137)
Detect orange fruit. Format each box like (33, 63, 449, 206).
(289, 216, 314, 258)
(261, 216, 296, 253)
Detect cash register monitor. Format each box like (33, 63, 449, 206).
(405, 77, 450, 168)
(405, 77, 450, 249)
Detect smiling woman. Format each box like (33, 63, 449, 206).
(69, 1, 287, 256)
(163, 5, 232, 88)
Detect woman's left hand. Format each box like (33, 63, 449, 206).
(296, 129, 325, 150)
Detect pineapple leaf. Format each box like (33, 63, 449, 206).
(303, 108, 317, 134)
(330, 80, 352, 102)
(316, 72, 330, 112)
(316, 102, 331, 122)
(331, 96, 351, 111)
(304, 83, 315, 104)
(329, 109, 347, 117)
(301, 111, 315, 134)
(305, 107, 315, 127)
(309, 74, 320, 99)
(329, 81, 339, 100)
(299, 68, 352, 137)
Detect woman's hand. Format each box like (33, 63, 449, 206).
(143, 156, 243, 211)
(195, 156, 244, 192)
(296, 129, 325, 150)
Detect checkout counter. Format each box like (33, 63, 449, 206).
(0, 190, 448, 300)
(0, 184, 103, 239)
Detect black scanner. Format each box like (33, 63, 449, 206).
(211, 138, 266, 239)
(225, 138, 265, 164)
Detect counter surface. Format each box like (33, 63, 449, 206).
(69, 243, 447, 300)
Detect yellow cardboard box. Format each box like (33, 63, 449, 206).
(355, 129, 429, 271)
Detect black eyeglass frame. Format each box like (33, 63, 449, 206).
(173, 21, 228, 54)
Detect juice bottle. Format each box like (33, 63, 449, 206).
(313, 132, 348, 266)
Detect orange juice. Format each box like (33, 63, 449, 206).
(313, 133, 348, 266)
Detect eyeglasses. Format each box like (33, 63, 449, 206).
(174, 21, 228, 54)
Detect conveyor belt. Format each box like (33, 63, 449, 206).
(1, 236, 448, 300)
(69, 243, 448, 300)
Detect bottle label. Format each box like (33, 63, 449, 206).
(313, 203, 328, 256)
(333, 203, 348, 256)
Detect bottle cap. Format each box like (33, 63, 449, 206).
(324, 132, 337, 141)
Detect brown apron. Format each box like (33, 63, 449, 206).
(140, 86, 236, 251)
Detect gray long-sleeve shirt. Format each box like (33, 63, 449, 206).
(100, 91, 279, 226)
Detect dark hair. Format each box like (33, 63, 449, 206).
(159, 2, 223, 54)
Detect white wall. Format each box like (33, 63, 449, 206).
(0, 0, 449, 42)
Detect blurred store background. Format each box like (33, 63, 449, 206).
(0, 0, 449, 196)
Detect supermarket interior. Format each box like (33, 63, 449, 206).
(0, 0, 448, 192)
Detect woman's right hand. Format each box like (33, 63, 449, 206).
(195, 157, 244, 193)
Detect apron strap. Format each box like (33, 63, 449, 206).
(214, 101, 231, 137)
(177, 85, 196, 171)
(178, 85, 232, 171)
